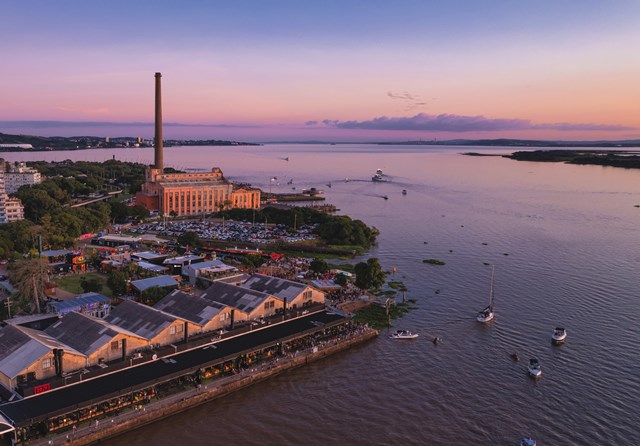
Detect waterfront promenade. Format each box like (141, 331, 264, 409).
(0, 310, 345, 428)
(25, 326, 377, 446)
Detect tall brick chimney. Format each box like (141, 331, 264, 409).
(154, 72, 163, 171)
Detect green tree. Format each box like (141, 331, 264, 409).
(334, 273, 348, 287)
(109, 202, 130, 224)
(177, 231, 201, 249)
(310, 258, 329, 275)
(8, 258, 49, 313)
(12, 188, 61, 222)
(0, 220, 36, 253)
(107, 270, 128, 296)
(243, 254, 265, 270)
(81, 276, 103, 293)
(354, 258, 385, 290)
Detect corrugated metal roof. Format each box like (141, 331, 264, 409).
(0, 326, 50, 379)
(185, 259, 227, 272)
(242, 274, 307, 301)
(131, 251, 167, 261)
(137, 261, 169, 273)
(47, 293, 111, 315)
(45, 312, 119, 356)
(104, 300, 177, 340)
(201, 282, 277, 314)
(154, 290, 226, 326)
(130, 275, 179, 292)
(163, 255, 202, 265)
(40, 250, 72, 257)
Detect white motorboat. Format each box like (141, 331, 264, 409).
(476, 265, 495, 323)
(527, 358, 542, 379)
(519, 437, 537, 446)
(552, 327, 567, 344)
(372, 173, 386, 182)
(389, 329, 419, 339)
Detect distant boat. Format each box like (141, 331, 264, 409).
(376, 168, 383, 175)
(284, 157, 289, 161)
(520, 437, 537, 446)
(527, 358, 542, 379)
(372, 173, 386, 182)
(389, 329, 418, 339)
(402, 189, 407, 195)
(326, 183, 332, 188)
(552, 327, 567, 344)
(476, 265, 495, 323)
(383, 195, 388, 200)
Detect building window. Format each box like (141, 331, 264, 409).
(304, 290, 313, 300)
(110, 340, 120, 351)
(176, 324, 184, 333)
(170, 326, 176, 334)
(42, 357, 53, 370)
(264, 300, 275, 310)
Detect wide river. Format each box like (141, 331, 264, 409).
(5, 145, 640, 445)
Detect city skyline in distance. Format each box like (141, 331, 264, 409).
(2, 1, 639, 142)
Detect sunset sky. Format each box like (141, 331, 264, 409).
(2, 0, 639, 142)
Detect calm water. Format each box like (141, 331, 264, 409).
(6, 145, 640, 445)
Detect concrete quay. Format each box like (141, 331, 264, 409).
(30, 328, 378, 446)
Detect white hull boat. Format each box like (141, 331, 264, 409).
(528, 358, 542, 379)
(390, 329, 418, 339)
(552, 327, 567, 344)
(477, 266, 495, 323)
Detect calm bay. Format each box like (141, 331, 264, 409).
(5, 144, 639, 445)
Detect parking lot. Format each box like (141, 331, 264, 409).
(131, 220, 317, 245)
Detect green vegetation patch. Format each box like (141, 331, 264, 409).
(388, 280, 406, 289)
(54, 272, 113, 297)
(354, 302, 416, 330)
(423, 259, 446, 265)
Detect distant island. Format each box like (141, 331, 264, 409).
(503, 150, 640, 169)
(378, 138, 640, 148)
(0, 132, 259, 151)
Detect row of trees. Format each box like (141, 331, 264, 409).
(222, 207, 378, 248)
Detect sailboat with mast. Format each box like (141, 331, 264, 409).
(476, 265, 495, 323)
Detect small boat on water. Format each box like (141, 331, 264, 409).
(372, 173, 386, 182)
(520, 437, 537, 446)
(552, 327, 567, 344)
(376, 168, 383, 175)
(383, 195, 388, 200)
(389, 329, 418, 339)
(476, 265, 495, 323)
(527, 358, 542, 379)
(511, 352, 520, 362)
(402, 189, 407, 195)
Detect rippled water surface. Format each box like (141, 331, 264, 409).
(7, 145, 640, 445)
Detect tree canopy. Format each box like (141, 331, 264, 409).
(354, 258, 386, 290)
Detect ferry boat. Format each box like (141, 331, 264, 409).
(527, 358, 542, 379)
(552, 327, 567, 344)
(389, 329, 419, 339)
(476, 266, 495, 323)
